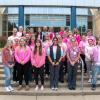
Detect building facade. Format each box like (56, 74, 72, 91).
(0, 0, 99, 36)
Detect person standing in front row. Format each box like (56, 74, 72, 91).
(67, 38, 80, 90)
(47, 37, 63, 91)
(2, 40, 15, 92)
(31, 39, 46, 91)
(15, 37, 31, 91)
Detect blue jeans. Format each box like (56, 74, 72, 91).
(50, 64, 60, 88)
(92, 65, 100, 85)
(4, 65, 13, 87)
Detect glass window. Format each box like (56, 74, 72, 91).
(77, 16, 88, 35)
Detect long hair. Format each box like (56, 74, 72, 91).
(34, 39, 42, 55)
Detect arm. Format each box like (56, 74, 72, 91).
(14, 47, 21, 63)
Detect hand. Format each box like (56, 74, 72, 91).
(8, 64, 14, 68)
(21, 61, 24, 65)
(71, 61, 75, 66)
(55, 62, 59, 65)
(51, 62, 55, 66)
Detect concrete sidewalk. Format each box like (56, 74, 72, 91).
(0, 95, 100, 100)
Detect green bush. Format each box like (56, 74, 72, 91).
(0, 36, 7, 48)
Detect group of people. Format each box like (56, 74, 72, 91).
(2, 26, 100, 92)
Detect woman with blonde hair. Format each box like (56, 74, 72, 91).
(2, 40, 15, 92)
(15, 37, 31, 91)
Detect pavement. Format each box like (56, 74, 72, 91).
(0, 95, 100, 100)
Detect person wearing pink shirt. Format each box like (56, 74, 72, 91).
(85, 38, 94, 83)
(31, 39, 46, 91)
(59, 26, 65, 37)
(79, 34, 88, 73)
(16, 26, 24, 37)
(73, 28, 81, 45)
(15, 37, 31, 91)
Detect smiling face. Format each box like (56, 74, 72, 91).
(19, 38, 26, 46)
(36, 40, 41, 47)
(6, 40, 13, 48)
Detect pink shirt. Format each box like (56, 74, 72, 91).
(79, 40, 88, 53)
(31, 48, 46, 68)
(15, 46, 31, 64)
(74, 34, 81, 45)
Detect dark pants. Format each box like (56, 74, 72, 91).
(50, 64, 60, 88)
(13, 62, 19, 81)
(67, 62, 78, 88)
(80, 54, 87, 73)
(59, 61, 64, 82)
(45, 56, 50, 76)
(17, 62, 30, 85)
(33, 66, 44, 85)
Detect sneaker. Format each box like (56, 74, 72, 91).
(8, 86, 14, 91)
(5, 87, 11, 92)
(41, 85, 44, 91)
(25, 85, 30, 91)
(91, 84, 96, 91)
(17, 85, 23, 90)
(88, 78, 91, 83)
(51, 87, 55, 90)
(35, 85, 39, 91)
(55, 87, 58, 91)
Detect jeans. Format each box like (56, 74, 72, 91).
(4, 65, 13, 87)
(92, 65, 100, 85)
(67, 62, 78, 88)
(86, 61, 93, 78)
(50, 64, 60, 88)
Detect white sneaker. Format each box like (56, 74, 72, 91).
(41, 86, 44, 91)
(55, 87, 58, 91)
(51, 87, 55, 90)
(8, 86, 14, 91)
(88, 78, 91, 83)
(5, 87, 11, 92)
(35, 85, 39, 91)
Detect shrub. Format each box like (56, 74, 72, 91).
(0, 36, 7, 48)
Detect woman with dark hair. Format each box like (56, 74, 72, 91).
(47, 37, 63, 91)
(31, 39, 46, 91)
(43, 34, 52, 78)
(15, 37, 31, 91)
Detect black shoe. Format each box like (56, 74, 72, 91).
(91, 84, 96, 91)
(59, 80, 64, 83)
(68, 87, 72, 90)
(72, 87, 76, 90)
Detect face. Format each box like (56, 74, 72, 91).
(7, 40, 13, 47)
(36, 40, 41, 47)
(13, 28, 17, 35)
(82, 35, 86, 41)
(31, 35, 35, 41)
(38, 28, 41, 32)
(60, 27, 64, 31)
(45, 34, 49, 40)
(19, 38, 26, 46)
(58, 37, 62, 43)
(88, 39, 93, 45)
(19, 26, 23, 32)
(53, 39, 58, 45)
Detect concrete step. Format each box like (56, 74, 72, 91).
(0, 86, 100, 96)
(0, 79, 100, 88)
